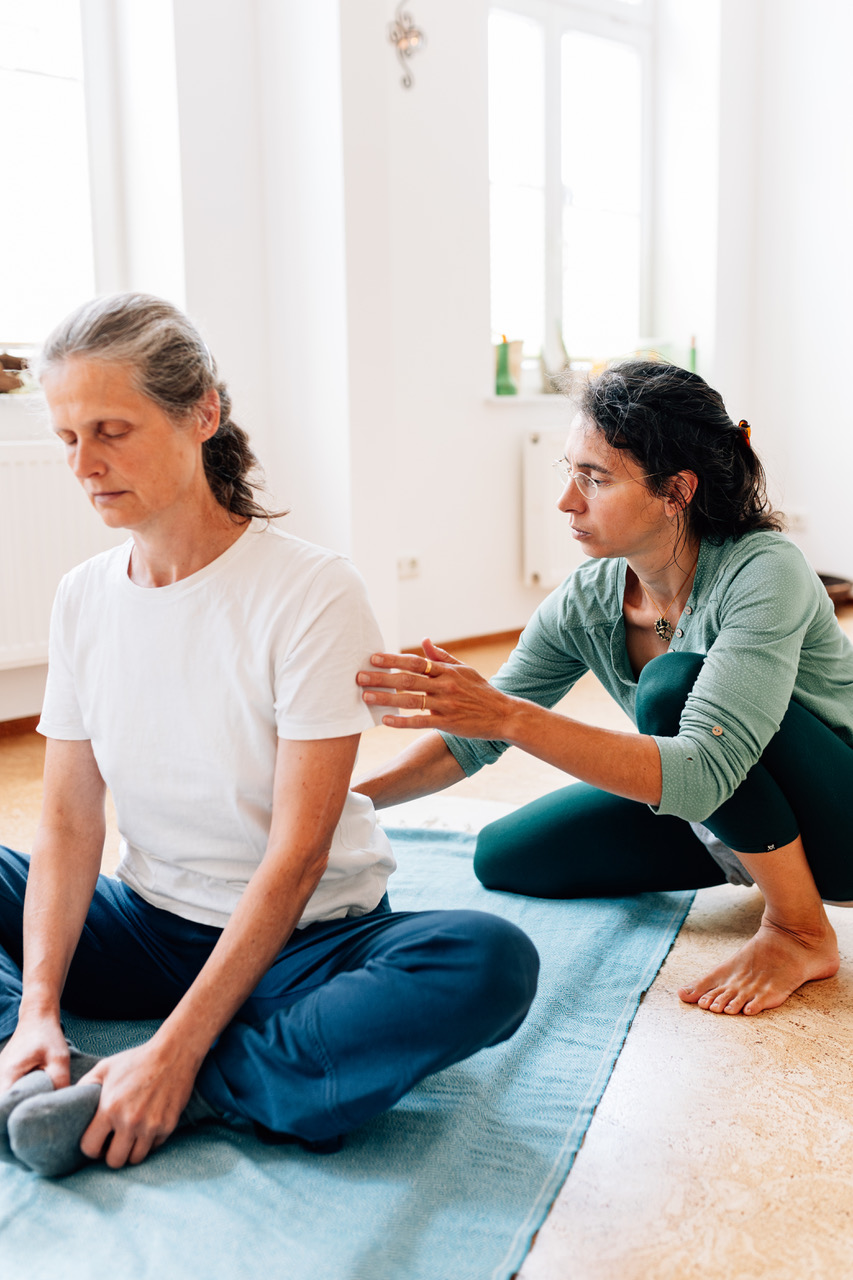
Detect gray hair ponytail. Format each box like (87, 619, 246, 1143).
(37, 293, 283, 522)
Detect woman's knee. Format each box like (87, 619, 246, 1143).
(435, 909, 539, 1033)
(635, 651, 705, 737)
(473, 787, 610, 897)
(473, 818, 522, 891)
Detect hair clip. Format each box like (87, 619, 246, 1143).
(738, 420, 751, 446)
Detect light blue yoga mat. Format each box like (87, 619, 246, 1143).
(0, 829, 693, 1280)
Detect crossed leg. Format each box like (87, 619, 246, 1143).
(1, 847, 539, 1171)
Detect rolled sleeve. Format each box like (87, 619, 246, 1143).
(654, 542, 819, 821)
(36, 576, 90, 741)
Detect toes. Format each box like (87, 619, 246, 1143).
(743, 989, 780, 1016)
(704, 989, 738, 1014)
(681, 977, 756, 1015)
(679, 976, 731, 1009)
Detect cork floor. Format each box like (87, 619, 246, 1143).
(2, 622, 853, 1278)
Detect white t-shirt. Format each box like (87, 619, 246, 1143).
(37, 521, 396, 929)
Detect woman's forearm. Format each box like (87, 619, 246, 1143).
(20, 821, 104, 1018)
(19, 739, 107, 1019)
(152, 734, 360, 1068)
(150, 841, 328, 1068)
(352, 731, 465, 809)
(359, 651, 663, 807)
(502, 698, 663, 806)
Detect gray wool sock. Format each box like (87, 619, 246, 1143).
(67, 1043, 102, 1084)
(8, 1081, 102, 1177)
(0, 1034, 101, 1162)
(0, 1070, 54, 1159)
(180, 1087, 223, 1128)
(8, 1077, 224, 1177)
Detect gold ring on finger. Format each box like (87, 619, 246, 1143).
(420, 693, 427, 712)
(423, 659, 433, 676)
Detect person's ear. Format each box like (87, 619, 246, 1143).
(664, 470, 698, 516)
(195, 388, 221, 443)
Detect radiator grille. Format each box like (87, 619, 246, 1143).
(0, 442, 125, 670)
(522, 429, 588, 589)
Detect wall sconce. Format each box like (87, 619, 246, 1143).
(388, 3, 425, 90)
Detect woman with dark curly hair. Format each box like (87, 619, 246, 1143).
(356, 359, 853, 1017)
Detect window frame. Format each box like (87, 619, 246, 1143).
(489, 0, 655, 372)
(79, 0, 128, 296)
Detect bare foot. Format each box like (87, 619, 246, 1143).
(678, 911, 840, 1015)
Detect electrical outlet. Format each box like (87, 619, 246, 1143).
(397, 553, 421, 580)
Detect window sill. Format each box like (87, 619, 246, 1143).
(485, 394, 570, 408)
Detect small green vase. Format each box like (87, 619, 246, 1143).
(495, 341, 517, 395)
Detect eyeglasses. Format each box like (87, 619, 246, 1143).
(551, 457, 657, 500)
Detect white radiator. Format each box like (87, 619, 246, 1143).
(0, 441, 126, 670)
(522, 429, 589, 589)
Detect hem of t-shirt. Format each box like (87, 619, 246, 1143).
(35, 721, 90, 741)
(116, 862, 394, 931)
(275, 712, 378, 740)
(38, 710, 381, 742)
(115, 869, 234, 928)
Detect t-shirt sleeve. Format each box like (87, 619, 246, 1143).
(273, 556, 386, 740)
(36, 574, 89, 741)
(654, 540, 821, 822)
(442, 582, 588, 776)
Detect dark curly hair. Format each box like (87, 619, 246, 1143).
(578, 359, 783, 543)
(37, 293, 285, 523)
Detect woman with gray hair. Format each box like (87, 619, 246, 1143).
(0, 293, 538, 1177)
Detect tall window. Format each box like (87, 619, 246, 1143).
(0, 0, 95, 344)
(489, 0, 652, 370)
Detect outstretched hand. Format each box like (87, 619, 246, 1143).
(357, 636, 517, 739)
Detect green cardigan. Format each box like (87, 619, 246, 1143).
(442, 532, 853, 825)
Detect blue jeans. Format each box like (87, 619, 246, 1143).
(0, 848, 539, 1143)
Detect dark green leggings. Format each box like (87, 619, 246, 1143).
(474, 653, 853, 902)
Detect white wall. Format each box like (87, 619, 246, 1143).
(338, 0, 403, 645)
(171, 0, 273, 481)
(380, 0, 555, 645)
(170, 0, 553, 650)
(0, 666, 47, 722)
(749, 0, 853, 576)
(713, 0, 761, 425)
(170, 0, 405, 645)
(257, 0, 352, 559)
(8, 0, 850, 723)
(654, 0, 721, 381)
